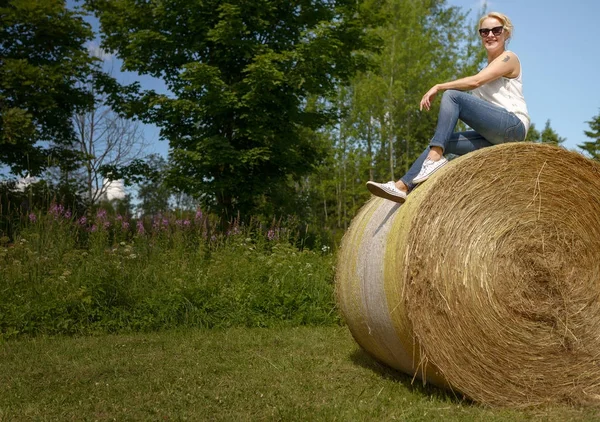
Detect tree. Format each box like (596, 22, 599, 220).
(578, 111, 600, 161)
(338, 0, 485, 186)
(71, 72, 148, 208)
(526, 120, 567, 147)
(0, 0, 99, 175)
(305, 0, 486, 233)
(539, 119, 566, 145)
(525, 123, 540, 143)
(363, 0, 485, 181)
(85, 0, 371, 222)
(135, 154, 171, 217)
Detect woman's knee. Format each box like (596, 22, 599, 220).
(442, 89, 463, 103)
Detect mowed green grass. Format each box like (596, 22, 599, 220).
(1, 327, 599, 421)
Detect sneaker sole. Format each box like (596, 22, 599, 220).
(366, 182, 406, 204)
(412, 161, 448, 184)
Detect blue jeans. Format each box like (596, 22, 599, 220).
(400, 90, 526, 190)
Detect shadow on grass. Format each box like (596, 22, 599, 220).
(349, 347, 471, 405)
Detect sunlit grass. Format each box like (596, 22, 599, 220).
(2, 326, 599, 421)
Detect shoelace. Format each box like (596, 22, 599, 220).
(423, 159, 436, 168)
(417, 163, 432, 176)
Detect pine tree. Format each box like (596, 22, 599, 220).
(539, 119, 566, 145)
(578, 111, 600, 161)
(525, 123, 540, 143)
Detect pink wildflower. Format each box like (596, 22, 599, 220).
(96, 209, 107, 220)
(49, 203, 65, 219)
(267, 229, 278, 241)
(137, 221, 145, 235)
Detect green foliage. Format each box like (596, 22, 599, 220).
(527, 120, 566, 145)
(0, 0, 99, 175)
(525, 120, 568, 147)
(0, 179, 86, 239)
(540, 119, 566, 145)
(578, 110, 600, 161)
(0, 210, 336, 338)
(304, 0, 486, 233)
(134, 154, 172, 216)
(525, 122, 541, 142)
(354, 0, 486, 178)
(85, 0, 372, 222)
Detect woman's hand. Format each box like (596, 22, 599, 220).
(420, 85, 440, 111)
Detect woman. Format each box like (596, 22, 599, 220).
(366, 12, 529, 203)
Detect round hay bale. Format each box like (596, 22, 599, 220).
(336, 142, 600, 407)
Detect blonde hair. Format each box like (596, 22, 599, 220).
(479, 12, 513, 40)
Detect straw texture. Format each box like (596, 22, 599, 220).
(336, 143, 600, 407)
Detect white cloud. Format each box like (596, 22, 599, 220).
(87, 41, 113, 62)
(102, 178, 126, 201)
(15, 174, 38, 192)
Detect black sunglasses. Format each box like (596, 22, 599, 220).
(479, 26, 504, 37)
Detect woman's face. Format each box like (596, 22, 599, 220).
(479, 17, 506, 53)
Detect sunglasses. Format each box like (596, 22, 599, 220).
(479, 26, 504, 37)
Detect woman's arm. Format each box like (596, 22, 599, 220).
(420, 51, 521, 111)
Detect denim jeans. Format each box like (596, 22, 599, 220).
(400, 90, 526, 190)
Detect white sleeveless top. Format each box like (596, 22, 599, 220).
(471, 52, 530, 133)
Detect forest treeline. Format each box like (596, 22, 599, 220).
(2, 0, 599, 245)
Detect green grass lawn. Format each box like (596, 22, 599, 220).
(1, 326, 599, 421)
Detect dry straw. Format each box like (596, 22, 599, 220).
(336, 143, 600, 407)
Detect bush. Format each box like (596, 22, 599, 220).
(0, 209, 337, 338)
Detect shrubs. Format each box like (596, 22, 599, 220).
(0, 209, 337, 338)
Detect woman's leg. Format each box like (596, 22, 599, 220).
(407, 90, 526, 184)
(399, 130, 492, 191)
(429, 90, 525, 154)
(375, 90, 525, 197)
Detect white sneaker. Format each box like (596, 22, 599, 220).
(412, 157, 448, 184)
(366, 181, 407, 203)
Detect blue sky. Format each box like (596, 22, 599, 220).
(80, 0, 600, 158)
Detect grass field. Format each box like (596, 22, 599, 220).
(2, 326, 600, 421)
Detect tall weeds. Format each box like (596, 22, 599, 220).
(0, 207, 337, 338)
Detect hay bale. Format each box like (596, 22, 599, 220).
(336, 143, 600, 407)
